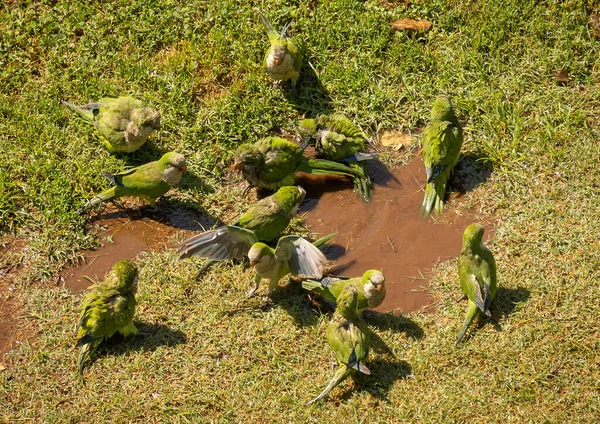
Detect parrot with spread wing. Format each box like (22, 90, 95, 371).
(64, 96, 161, 153)
(456, 223, 497, 343)
(258, 10, 303, 86)
(306, 284, 370, 405)
(178, 186, 306, 275)
(76, 260, 138, 375)
(298, 114, 377, 202)
(421, 96, 463, 216)
(233, 137, 369, 200)
(85, 152, 187, 209)
(302, 270, 386, 315)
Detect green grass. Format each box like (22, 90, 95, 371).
(1, 0, 600, 422)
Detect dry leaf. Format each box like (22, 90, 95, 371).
(554, 69, 570, 83)
(380, 131, 415, 150)
(389, 18, 432, 33)
(0, 363, 6, 372)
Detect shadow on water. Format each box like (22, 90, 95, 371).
(450, 151, 494, 195)
(282, 58, 334, 116)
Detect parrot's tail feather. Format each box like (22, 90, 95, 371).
(301, 158, 364, 178)
(456, 311, 477, 344)
(351, 161, 372, 202)
(257, 10, 279, 40)
(63, 101, 95, 123)
(312, 232, 337, 249)
(77, 343, 93, 375)
(84, 187, 117, 210)
(349, 361, 371, 375)
(301, 279, 323, 291)
(420, 174, 447, 217)
(76, 333, 97, 347)
(305, 366, 351, 405)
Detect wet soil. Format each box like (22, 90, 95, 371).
(60, 207, 205, 291)
(299, 155, 493, 314)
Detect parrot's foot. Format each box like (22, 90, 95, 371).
(260, 297, 274, 311)
(246, 285, 259, 298)
(241, 184, 253, 199)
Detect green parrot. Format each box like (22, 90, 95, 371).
(86, 152, 187, 209)
(306, 284, 370, 405)
(258, 11, 303, 86)
(233, 137, 369, 200)
(457, 223, 497, 343)
(76, 260, 138, 375)
(178, 186, 306, 275)
(64, 96, 161, 153)
(298, 114, 377, 201)
(421, 96, 463, 216)
(302, 270, 386, 315)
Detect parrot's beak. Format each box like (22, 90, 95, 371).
(275, 58, 282, 66)
(249, 260, 258, 267)
(232, 162, 242, 172)
(376, 283, 384, 292)
(180, 165, 188, 174)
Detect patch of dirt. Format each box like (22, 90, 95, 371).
(0, 236, 27, 362)
(299, 155, 494, 314)
(60, 206, 207, 291)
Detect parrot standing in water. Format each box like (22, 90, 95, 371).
(258, 10, 303, 86)
(76, 260, 139, 375)
(64, 96, 161, 153)
(306, 284, 370, 405)
(302, 270, 386, 315)
(298, 115, 377, 202)
(85, 152, 187, 209)
(177, 186, 307, 275)
(456, 223, 497, 343)
(421, 96, 463, 216)
(233, 137, 369, 200)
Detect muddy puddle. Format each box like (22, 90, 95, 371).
(298, 155, 493, 314)
(60, 208, 204, 291)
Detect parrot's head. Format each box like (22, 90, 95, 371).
(269, 39, 289, 66)
(274, 185, 306, 210)
(131, 107, 161, 130)
(430, 95, 457, 122)
(233, 143, 262, 172)
(248, 243, 274, 268)
(106, 260, 139, 294)
(298, 118, 317, 138)
(462, 223, 485, 248)
(336, 284, 359, 317)
(364, 270, 386, 294)
(160, 152, 188, 174)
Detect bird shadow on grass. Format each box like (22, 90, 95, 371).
(271, 282, 322, 327)
(461, 286, 531, 342)
(90, 322, 186, 365)
(327, 357, 413, 404)
(450, 151, 494, 196)
(282, 60, 334, 116)
(364, 311, 425, 340)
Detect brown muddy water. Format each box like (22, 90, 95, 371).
(60, 209, 202, 291)
(298, 155, 493, 314)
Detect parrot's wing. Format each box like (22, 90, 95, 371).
(102, 169, 137, 188)
(275, 235, 327, 278)
(468, 274, 491, 316)
(177, 226, 258, 260)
